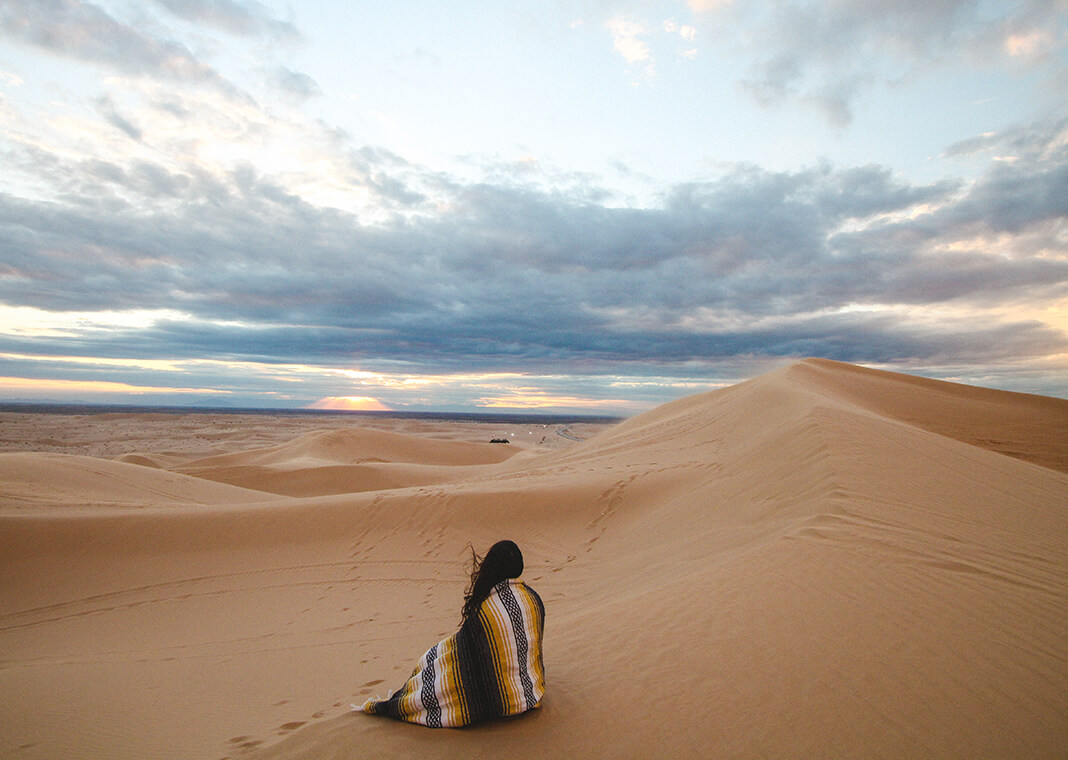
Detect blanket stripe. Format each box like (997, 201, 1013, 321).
(358, 579, 545, 727)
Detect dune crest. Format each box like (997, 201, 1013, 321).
(180, 427, 521, 469)
(1, 360, 1066, 759)
(790, 357, 1068, 471)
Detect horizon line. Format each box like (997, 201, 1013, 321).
(0, 400, 629, 422)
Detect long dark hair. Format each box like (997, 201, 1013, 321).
(461, 540, 524, 622)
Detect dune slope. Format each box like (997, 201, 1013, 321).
(0, 451, 272, 508)
(1, 359, 1066, 760)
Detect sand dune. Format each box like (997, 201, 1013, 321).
(1, 359, 1066, 759)
(177, 427, 521, 469)
(0, 451, 271, 509)
(171, 427, 521, 496)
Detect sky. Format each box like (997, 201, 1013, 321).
(0, 0, 1066, 414)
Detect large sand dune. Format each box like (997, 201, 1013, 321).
(1, 359, 1066, 759)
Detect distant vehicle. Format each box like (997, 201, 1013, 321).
(489, 438, 510, 443)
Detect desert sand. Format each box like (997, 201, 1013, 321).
(2, 358, 1067, 759)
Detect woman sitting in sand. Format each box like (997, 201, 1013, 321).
(356, 540, 546, 727)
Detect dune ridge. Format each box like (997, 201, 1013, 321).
(1, 359, 1066, 759)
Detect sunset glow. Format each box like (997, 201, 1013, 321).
(308, 396, 393, 412)
(476, 393, 634, 411)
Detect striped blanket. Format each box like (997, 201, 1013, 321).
(357, 579, 545, 727)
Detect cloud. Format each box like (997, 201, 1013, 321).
(717, 0, 1068, 124)
(1, 113, 1066, 390)
(662, 20, 696, 42)
(93, 94, 143, 140)
(271, 66, 322, 100)
(0, 374, 232, 397)
(606, 18, 651, 64)
(0, 0, 247, 98)
(1004, 28, 1054, 59)
(688, 0, 732, 11)
(605, 16, 701, 76)
(3, 0, 204, 78)
(943, 116, 1068, 160)
(150, 0, 299, 40)
(936, 117, 1068, 234)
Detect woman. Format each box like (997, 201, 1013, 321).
(356, 540, 546, 727)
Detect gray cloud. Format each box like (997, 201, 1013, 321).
(0, 305, 1061, 388)
(271, 66, 322, 100)
(1, 114, 1066, 387)
(938, 118, 1068, 235)
(151, 0, 299, 40)
(730, 0, 1064, 124)
(93, 95, 143, 141)
(0, 0, 246, 96)
(3, 0, 199, 75)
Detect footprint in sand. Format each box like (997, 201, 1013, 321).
(227, 736, 263, 751)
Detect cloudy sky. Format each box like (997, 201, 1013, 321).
(0, 0, 1065, 413)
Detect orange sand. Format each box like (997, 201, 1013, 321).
(1, 359, 1066, 759)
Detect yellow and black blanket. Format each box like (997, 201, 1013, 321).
(357, 579, 545, 727)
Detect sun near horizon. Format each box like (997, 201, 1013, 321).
(307, 396, 393, 411)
